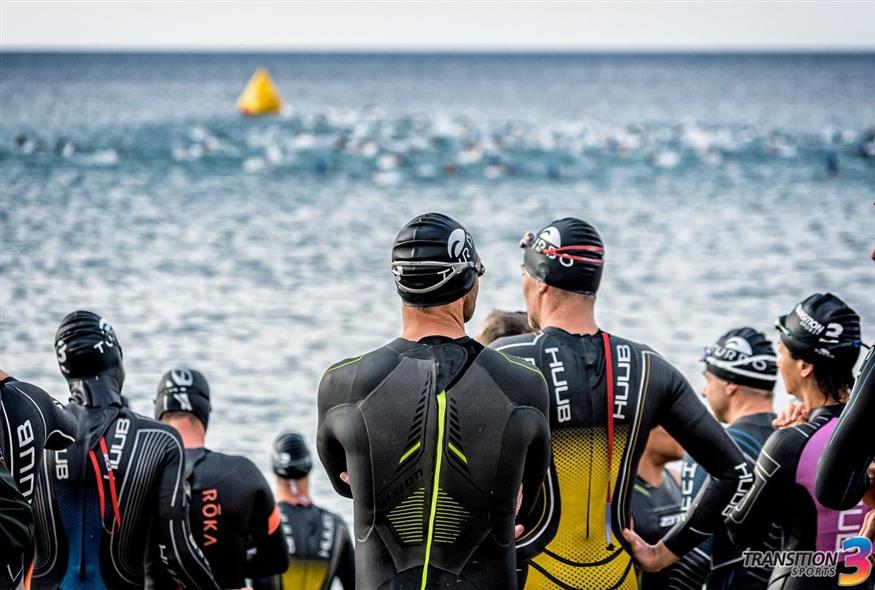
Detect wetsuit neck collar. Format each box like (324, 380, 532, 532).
(542, 325, 603, 339)
(731, 412, 777, 426)
(807, 403, 845, 421)
(68, 366, 125, 408)
(416, 335, 474, 345)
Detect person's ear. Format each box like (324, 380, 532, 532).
(725, 382, 739, 397)
(799, 359, 814, 379)
(538, 281, 549, 294)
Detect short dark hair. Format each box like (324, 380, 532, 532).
(475, 310, 533, 345)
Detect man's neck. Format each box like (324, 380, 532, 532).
(276, 478, 312, 506)
(538, 300, 598, 335)
(165, 418, 206, 449)
(637, 455, 665, 488)
(725, 395, 774, 424)
(401, 304, 467, 341)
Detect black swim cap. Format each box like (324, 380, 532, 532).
(154, 367, 212, 429)
(776, 293, 862, 365)
(55, 311, 123, 378)
(703, 327, 777, 391)
(272, 431, 312, 480)
(521, 218, 604, 295)
(391, 212, 485, 307)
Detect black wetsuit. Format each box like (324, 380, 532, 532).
(629, 471, 683, 589)
(31, 372, 220, 590)
(672, 412, 780, 590)
(148, 448, 289, 588)
(252, 501, 355, 590)
(816, 345, 875, 511)
(1, 376, 79, 588)
(726, 405, 869, 590)
(317, 336, 551, 590)
(492, 328, 749, 590)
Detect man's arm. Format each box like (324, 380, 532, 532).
(154, 430, 221, 590)
(816, 345, 875, 510)
(317, 369, 354, 498)
(656, 362, 749, 558)
(244, 463, 288, 578)
(725, 429, 795, 549)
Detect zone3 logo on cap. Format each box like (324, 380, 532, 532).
(447, 228, 473, 262)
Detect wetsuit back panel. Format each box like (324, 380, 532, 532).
(318, 337, 551, 590)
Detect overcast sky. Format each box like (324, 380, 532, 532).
(2, 1, 874, 51)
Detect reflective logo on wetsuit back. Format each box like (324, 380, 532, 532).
(16, 419, 36, 499)
(202, 488, 221, 546)
(614, 345, 631, 420)
(544, 348, 571, 423)
(319, 513, 334, 559)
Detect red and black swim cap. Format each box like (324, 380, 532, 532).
(521, 217, 604, 295)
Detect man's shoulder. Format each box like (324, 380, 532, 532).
(490, 331, 542, 353)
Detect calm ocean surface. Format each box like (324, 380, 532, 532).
(1, 53, 874, 522)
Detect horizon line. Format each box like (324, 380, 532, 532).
(3, 46, 875, 55)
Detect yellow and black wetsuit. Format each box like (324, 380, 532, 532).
(492, 327, 748, 590)
(252, 501, 354, 590)
(317, 335, 551, 589)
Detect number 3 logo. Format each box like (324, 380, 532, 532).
(840, 536, 873, 587)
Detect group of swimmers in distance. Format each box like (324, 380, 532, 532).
(1, 213, 873, 590)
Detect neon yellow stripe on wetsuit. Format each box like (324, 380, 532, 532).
(420, 390, 447, 590)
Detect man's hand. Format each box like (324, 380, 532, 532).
(621, 528, 679, 572)
(773, 403, 808, 428)
(514, 485, 525, 540)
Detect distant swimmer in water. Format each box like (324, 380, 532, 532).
(1, 370, 78, 588)
(252, 431, 355, 590)
(317, 212, 551, 589)
(492, 218, 748, 589)
(153, 367, 289, 589)
(474, 309, 532, 345)
(31, 311, 221, 590)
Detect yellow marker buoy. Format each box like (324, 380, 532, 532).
(237, 67, 283, 116)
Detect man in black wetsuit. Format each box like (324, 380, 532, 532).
(252, 431, 354, 590)
(154, 367, 289, 588)
(726, 294, 867, 590)
(317, 212, 552, 589)
(629, 427, 683, 589)
(671, 327, 780, 590)
(31, 311, 221, 590)
(491, 218, 749, 589)
(1, 370, 78, 588)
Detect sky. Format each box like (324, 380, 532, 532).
(2, 1, 874, 52)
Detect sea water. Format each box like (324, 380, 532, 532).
(1, 53, 874, 523)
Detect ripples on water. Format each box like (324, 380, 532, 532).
(1, 53, 874, 522)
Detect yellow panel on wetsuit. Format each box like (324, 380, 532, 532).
(280, 559, 330, 590)
(495, 328, 748, 590)
(525, 426, 636, 590)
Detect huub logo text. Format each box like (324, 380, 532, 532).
(545, 347, 571, 423)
